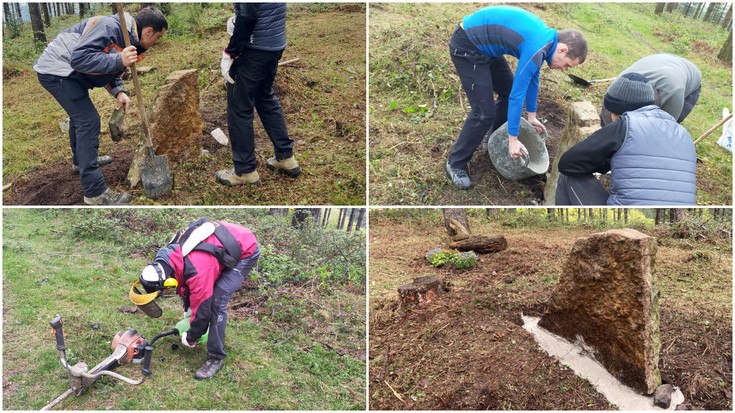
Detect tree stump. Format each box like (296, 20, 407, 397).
(449, 235, 507, 253)
(443, 209, 471, 241)
(398, 275, 443, 307)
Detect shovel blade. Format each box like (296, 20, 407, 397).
(140, 155, 172, 199)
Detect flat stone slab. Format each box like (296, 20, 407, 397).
(539, 229, 661, 394)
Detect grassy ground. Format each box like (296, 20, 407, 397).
(369, 3, 732, 206)
(3, 3, 366, 205)
(3, 209, 366, 410)
(369, 209, 732, 410)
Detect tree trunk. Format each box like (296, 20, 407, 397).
(722, 4, 733, 28)
(718, 29, 732, 62)
(449, 235, 508, 253)
(694, 2, 704, 18)
(3, 3, 11, 24)
(547, 208, 555, 221)
(443, 208, 471, 240)
(14, 3, 21, 19)
(704, 2, 717, 21)
(41, 3, 51, 26)
(346, 208, 357, 233)
(666, 3, 677, 12)
(355, 208, 365, 230)
(654, 3, 665, 14)
(624, 209, 629, 224)
(79, 2, 85, 18)
(655, 209, 663, 225)
(29, 3, 47, 45)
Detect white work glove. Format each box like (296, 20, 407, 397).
(183, 308, 192, 318)
(221, 51, 235, 85)
(181, 332, 196, 348)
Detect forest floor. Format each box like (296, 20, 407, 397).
(369, 3, 732, 205)
(369, 214, 732, 410)
(3, 4, 366, 205)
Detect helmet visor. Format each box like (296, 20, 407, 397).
(130, 280, 163, 318)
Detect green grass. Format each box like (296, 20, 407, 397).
(3, 3, 366, 205)
(369, 3, 732, 205)
(3, 209, 365, 410)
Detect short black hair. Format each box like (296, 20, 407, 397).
(134, 7, 168, 33)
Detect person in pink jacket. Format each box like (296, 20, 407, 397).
(139, 219, 260, 379)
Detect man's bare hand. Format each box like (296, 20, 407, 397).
(120, 45, 138, 67)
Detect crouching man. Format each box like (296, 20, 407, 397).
(556, 73, 696, 205)
(138, 219, 260, 379)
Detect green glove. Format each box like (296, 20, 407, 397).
(175, 318, 208, 345)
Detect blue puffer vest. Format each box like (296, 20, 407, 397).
(608, 106, 696, 205)
(237, 3, 287, 52)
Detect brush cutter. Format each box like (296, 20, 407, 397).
(116, 3, 172, 199)
(42, 315, 179, 411)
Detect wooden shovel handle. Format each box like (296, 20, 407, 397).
(694, 113, 733, 145)
(116, 3, 154, 151)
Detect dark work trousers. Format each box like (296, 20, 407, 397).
(555, 174, 610, 205)
(448, 25, 514, 171)
(207, 246, 260, 360)
(227, 49, 293, 175)
(37, 73, 106, 197)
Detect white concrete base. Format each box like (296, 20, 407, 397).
(522, 315, 685, 410)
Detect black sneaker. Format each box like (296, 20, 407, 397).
(72, 156, 113, 174)
(445, 161, 472, 189)
(194, 358, 223, 380)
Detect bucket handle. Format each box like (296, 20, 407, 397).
(518, 153, 530, 167)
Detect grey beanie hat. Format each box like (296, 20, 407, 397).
(603, 72, 655, 115)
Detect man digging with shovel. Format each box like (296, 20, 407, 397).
(34, 7, 167, 205)
(135, 219, 260, 379)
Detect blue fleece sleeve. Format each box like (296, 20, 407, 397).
(70, 23, 125, 75)
(525, 70, 540, 114)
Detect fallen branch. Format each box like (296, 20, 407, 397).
(3, 183, 12, 191)
(278, 58, 300, 67)
(384, 380, 405, 403)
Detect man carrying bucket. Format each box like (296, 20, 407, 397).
(556, 73, 696, 205)
(132, 219, 260, 379)
(446, 5, 587, 189)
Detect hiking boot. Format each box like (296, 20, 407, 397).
(216, 169, 260, 186)
(446, 161, 472, 189)
(83, 188, 132, 205)
(194, 358, 223, 380)
(266, 156, 301, 178)
(72, 156, 113, 174)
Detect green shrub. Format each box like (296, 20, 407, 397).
(453, 251, 478, 269)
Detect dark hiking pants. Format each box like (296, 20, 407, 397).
(227, 49, 293, 175)
(555, 174, 610, 206)
(207, 246, 260, 360)
(447, 25, 514, 171)
(37, 73, 106, 198)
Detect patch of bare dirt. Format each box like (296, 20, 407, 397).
(4, 148, 134, 205)
(369, 221, 732, 410)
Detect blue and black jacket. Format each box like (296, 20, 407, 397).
(461, 6, 558, 136)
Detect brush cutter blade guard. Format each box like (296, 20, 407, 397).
(130, 280, 163, 318)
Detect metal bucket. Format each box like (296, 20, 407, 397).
(129, 280, 162, 318)
(486, 118, 549, 180)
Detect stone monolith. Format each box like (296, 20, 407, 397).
(538, 229, 661, 394)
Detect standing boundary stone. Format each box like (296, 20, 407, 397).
(544, 101, 601, 204)
(538, 229, 661, 394)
